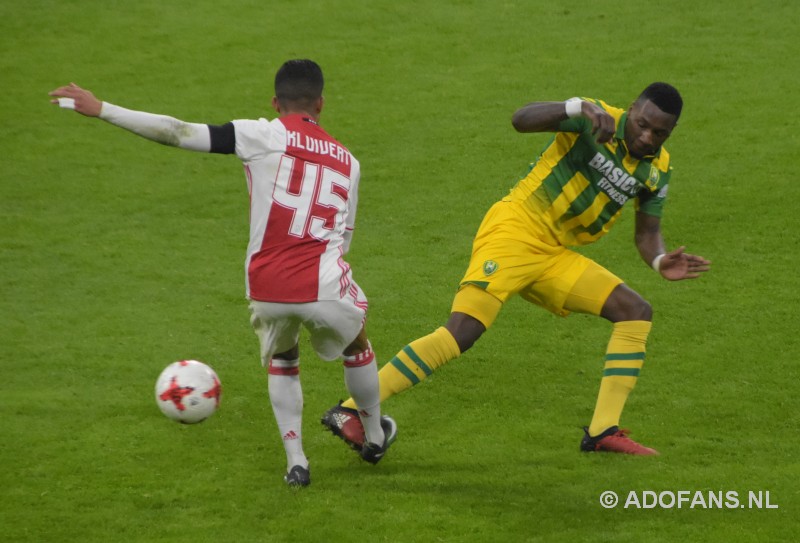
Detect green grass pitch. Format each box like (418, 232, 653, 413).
(2, 1, 798, 541)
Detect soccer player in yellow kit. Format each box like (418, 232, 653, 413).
(323, 82, 710, 455)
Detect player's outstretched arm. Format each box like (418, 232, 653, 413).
(49, 82, 212, 152)
(511, 101, 569, 133)
(634, 212, 711, 281)
(512, 99, 615, 143)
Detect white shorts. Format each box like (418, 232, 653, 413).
(248, 283, 368, 365)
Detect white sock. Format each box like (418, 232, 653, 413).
(343, 345, 384, 446)
(267, 358, 307, 471)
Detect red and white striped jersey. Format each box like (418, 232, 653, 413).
(232, 114, 360, 303)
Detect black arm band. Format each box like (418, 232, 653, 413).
(208, 122, 236, 155)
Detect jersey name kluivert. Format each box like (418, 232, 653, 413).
(504, 98, 671, 247)
(232, 114, 361, 303)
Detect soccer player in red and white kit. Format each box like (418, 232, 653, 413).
(50, 59, 397, 487)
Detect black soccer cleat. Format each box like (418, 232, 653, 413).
(360, 415, 398, 465)
(284, 465, 311, 487)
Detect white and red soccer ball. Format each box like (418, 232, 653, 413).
(155, 360, 221, 424)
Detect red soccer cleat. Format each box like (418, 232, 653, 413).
(321, 403, 365, 451)
(580, 426, 659, 456)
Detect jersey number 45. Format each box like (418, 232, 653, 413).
(272, 155, 351, 240)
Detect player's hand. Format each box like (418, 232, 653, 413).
(659, 246, 711, 281)
(581, 101, 616, 144)
(49, 82, 103, 117)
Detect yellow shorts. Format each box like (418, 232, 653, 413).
(453, 201, 622, 328)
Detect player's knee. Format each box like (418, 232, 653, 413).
(273, 343, 300, 360)
(454, 333, 480, 353)
(612, 298, 652, 322)
(342, 327, 370, 357)
(629, 298, 653, 321)
(611, 296, 652, 322)
(601, 285, 652, 322)
(445, 312, 486, 353)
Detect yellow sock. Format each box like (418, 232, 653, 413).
(588, 320, 652, 437)
(342, 327, 460, 409)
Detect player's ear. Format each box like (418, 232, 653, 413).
(271, 96, 281, 114)
(316, 96, 324, 115)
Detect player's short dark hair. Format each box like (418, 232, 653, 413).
(637, 82, 683, 119)
(274, 59, 324, 109)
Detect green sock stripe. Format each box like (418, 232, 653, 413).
(402, 346, 433, 376)
(603, 367, 641, 377)
(605, 352, 645, 361)
(390, 357, 420, 385)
